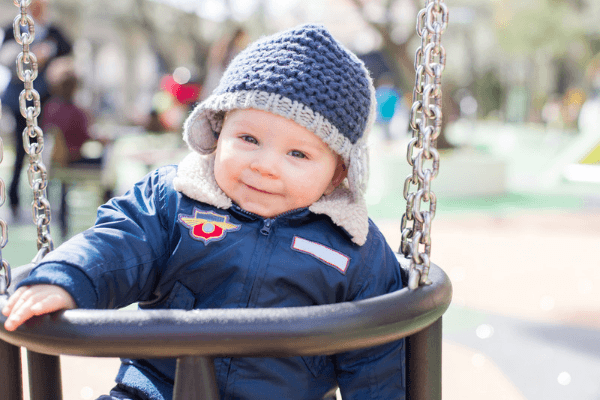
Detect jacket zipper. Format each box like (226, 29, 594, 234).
(226, 207, 304, 395)
(260, 208, 306, 235)
(260, 218, 273, 235)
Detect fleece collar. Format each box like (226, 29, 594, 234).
(173, 152, 369, 246)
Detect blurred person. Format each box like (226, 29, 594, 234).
(144, 108, 168, 134)
(375, 73, 402, 141)
(41, 56, 102, 238)
(42, 56, 99, 166)
(0, 0, 72, 218)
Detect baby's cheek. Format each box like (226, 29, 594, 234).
(291, 181, 328, 206)
(214, 160, 233, 192)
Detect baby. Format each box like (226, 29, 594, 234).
(3, 24, 405, 400)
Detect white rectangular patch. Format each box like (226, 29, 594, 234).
(292, 236, 350, 274)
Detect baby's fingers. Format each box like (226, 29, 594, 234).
(3, 287, 40, 331)
(3, 286, 75, 331)
(29, 289, 76, 314)
(2, 285, 29, 316)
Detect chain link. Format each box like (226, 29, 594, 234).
(401, 0, 448, 289)
(14, 0, 54, 256)
(0, 95, 10, 295)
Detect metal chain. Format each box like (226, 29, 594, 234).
(0, 93, 10, 295)
(401, 0, 448, 289)
(13, 0, 54, 256)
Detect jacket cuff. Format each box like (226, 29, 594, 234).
(17, 263, 98, 309)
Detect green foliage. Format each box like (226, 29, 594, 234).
(474, 70, 504, 118)
(494, 0, 586, 56)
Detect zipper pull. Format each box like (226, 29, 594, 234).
(260, 219, 273, 235)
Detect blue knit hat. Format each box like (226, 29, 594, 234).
(183, 24, 375, 207)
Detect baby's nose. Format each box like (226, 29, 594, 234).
(250, 151, 280, 177)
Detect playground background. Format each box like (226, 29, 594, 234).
(1, 0, 600, 399)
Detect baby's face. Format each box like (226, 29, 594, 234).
(214, 109, 344, 218)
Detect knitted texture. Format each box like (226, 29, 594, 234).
(181, 24, 376, 242)
(215, 25, 371, 144)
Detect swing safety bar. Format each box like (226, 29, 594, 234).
(0, 257, 451, 400)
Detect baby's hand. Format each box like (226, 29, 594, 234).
(2, 285, 77, 331)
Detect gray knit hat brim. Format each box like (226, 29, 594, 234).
(183, 88, 373, 201)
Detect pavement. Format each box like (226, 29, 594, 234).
(376, 210, 600, 400)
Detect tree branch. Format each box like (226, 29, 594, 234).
(348, 0, 418, 92)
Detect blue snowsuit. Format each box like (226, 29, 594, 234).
(18, 153, 406, 400)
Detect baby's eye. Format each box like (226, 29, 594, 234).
(240, 135, 258, 145)
(289, 150, 307, 159)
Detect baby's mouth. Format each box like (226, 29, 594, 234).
(245, 184, 274, 195)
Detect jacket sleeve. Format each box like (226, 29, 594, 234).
(334, 221, 406, 399)
(18, 167, 174, 309)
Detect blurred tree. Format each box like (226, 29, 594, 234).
(494, 0, 586, 57)
(133, 0, 211, 77)
(348, 0, 419, 94)
(350, 0, 455, 148)
(492, 0, 589, 122)
(475, 69, 504, 119)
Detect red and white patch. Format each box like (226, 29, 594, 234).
(291, 236, 350, 274)
(178, 208, 241, 244)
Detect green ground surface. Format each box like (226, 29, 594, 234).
(368, 190, 592, 220)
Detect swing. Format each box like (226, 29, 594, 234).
(0, 1, 451, 399)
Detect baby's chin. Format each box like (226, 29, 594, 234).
(238, 203, 279, 218)
(234, 199, 297, 219)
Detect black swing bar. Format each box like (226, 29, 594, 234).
(0, 257, 451, 400)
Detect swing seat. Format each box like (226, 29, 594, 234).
(0, 255, 451, 400)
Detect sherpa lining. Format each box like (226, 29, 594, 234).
(173, 152, 369, 246)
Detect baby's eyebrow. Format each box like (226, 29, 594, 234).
(295, 138, 332, 151)
(228, 119, 262, 133)
(289, 140, 327, 152)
